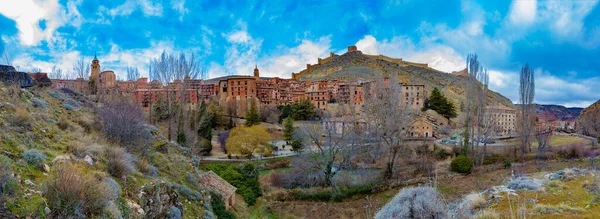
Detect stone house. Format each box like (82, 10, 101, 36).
(198, 171, 237, 210)
(409, 119, 434, 138)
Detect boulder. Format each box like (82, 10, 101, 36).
(140, 183, 183, 219)
(126, 199, 144, 216)
(83, 155, 94, 166)
(43, 164, 50, 172)
(52, 155, 71, 164)
(0, 65, 33, 87)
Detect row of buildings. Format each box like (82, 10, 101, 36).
(52, 55, 427, 117)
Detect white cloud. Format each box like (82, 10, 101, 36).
(355, 35, 465, 72)
(107, 0, 163, 17)
(484, 68, 600, 107)
(0, 0, 79, 46)
(259, 36, 332, 78)
(226, 31, 252, 44)
(171, 0, 189, 21)
(209, 20, 332, 78)
(508, 0, 537, 26)
(355, 35, 378, 54)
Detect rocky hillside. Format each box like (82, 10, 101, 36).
(0, 83, 223, 218)
(576, 99, 600, 137)
(297, 50, 514, 108)
(526, 104, 583, 122)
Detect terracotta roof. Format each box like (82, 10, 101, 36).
(198, 171, 237, 198)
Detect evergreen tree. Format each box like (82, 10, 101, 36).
(245, 101, 261, 126)
(424, 87, 457, 118)
(283, 117, 294, 144)
(176, 131, 187, 146)
(291, 99, 317, 120)
(290, 137, 304, 153)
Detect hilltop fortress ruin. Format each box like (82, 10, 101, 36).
(292, 45, 446, 80)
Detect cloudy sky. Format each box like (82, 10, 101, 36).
(0, 0, 599, 107)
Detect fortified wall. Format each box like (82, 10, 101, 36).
(292, 52, 339, 80)
(292, 45, 443, 80)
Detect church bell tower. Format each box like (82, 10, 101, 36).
(90, 53, 100, 80)
(253, 64, 259, 79)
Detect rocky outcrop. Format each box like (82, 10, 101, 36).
(29, 73, 52, 87)
(0, 65, 33, 87)
(139, 183, 184, 219)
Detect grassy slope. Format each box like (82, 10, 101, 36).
(0, 85, 215, 218)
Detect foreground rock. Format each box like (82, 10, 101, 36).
(0, 65, 33, 87)
(139, 183, 184, 218)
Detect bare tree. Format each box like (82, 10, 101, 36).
(2, 41, 11, 66)
(463, 53, 492, 163)
(479, 106, 499, 165)
(518, 63, 535, 159)
(126, 66, 140, 81)
(97, 96, 146, 152)
(363, 76, 416, 179)
(73, 57, 90, 93)
(535, 123, 553, 161)
(73, 57, 90, 79)
(260, 105, 281, 124)
(149, 51, 200, 142)
(48, 65, 64, 79)
(31, 67, 42, 73)
(298, 117, 359, 186)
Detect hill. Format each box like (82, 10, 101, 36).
(535, 104, 583, 122)
(515, 104, 583, 122)
(576, 99, 600, 137)
(293, 48, 515, 108)
(0, 83, 223, 218)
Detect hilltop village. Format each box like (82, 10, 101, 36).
(51, 46, 519, 138)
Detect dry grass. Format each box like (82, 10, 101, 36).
(490, 175, 599, 218)
(534, 204, 585, 214)
(473, 209, 500, 219)
(465, 192, 487, 210)
(105, 147, 135, 179)
(549, 135, 589, 147)
(43, 163, 111, 218)
(12, 107, 30, 126)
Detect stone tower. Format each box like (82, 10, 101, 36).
(253, 64, 259, 79)
(90, 53, 100, 80)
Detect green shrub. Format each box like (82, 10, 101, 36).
(435, 149, 452, 160)
(482, 153, 505, 165)
(22, 149, 46, 167)
(176, 131, 186, 146)
(30, 97, 47, 109)
(197, 139, 212, 156)
(62, 103, 75, 111)
(451, 155, 473, 173)
(504, 160, 512, 169)
(0, 155, 18, 199)
(169, 183, 202, 201)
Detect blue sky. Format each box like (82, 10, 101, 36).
(0, 0, 599, 107)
